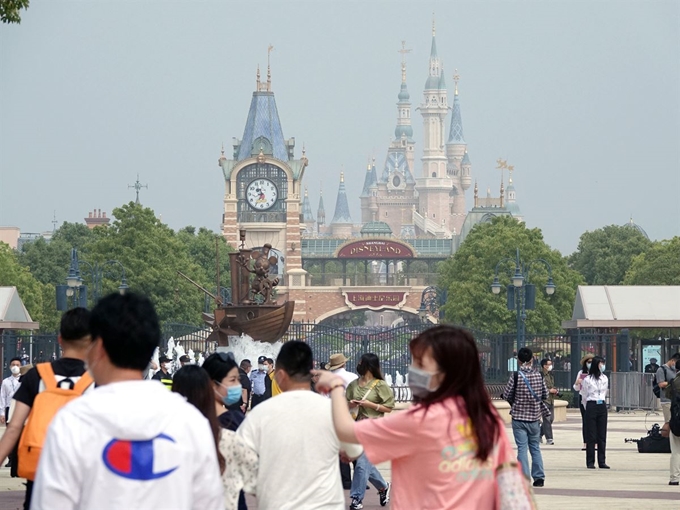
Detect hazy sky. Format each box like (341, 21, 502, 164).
(1, 0, 678, 255)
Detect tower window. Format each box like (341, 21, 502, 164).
(432, 172, 436, 177)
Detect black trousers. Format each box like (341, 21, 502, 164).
(578, 395, 586, 443)
(585, 401, 607, 467)
(251, 394, 267, 408)
(340, 459, 351, 488)
(23, 480, 33, 510)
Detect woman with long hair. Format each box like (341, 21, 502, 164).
(176, 359, 257, 510)
(344, 353, 394, 509)
(581, 356, 610, 469)
(314, 326, 522, 510)
(171, 366, 225, 474)
(572, 354, 593, 450)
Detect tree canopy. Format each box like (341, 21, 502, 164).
(0, 242, 58, 331)
(439, 216, 583, 334)
(624, 237, 680, 285)
(14, 202, 232, 331)
(0, 0, 29, 23)
(568, 225, 652, 285)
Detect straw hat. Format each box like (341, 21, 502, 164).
(325, 353, 348, 371)
(580, 354, 594, 366)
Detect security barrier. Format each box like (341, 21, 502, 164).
(610, 372, 658, 411)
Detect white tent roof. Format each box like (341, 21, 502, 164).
(562, 285, 680, 329)
(0, 286, 40, 330)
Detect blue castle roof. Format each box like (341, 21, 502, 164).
(331, 175, 352, 224)
(448, 92, 465, 144)
(236, 91, 288, 161)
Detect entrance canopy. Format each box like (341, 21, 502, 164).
(562, 286, 680, 329)
(0, 287, 40, 330)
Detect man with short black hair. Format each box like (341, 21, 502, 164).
(503, 347, 548, 488)
(179, 354, 191, 367)
(31, 293, 222, 510)
(0, 308, 93, 510)
(237, 341, 362, 510)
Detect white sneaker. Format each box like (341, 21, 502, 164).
(547, 439, 554, 445)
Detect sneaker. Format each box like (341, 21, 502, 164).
(546, 439, 554, 445)
(349, 498, 364, 510)
(669, 481, 679, 486)
(378, 482, 391, 506)
(533, 479, 545, 487)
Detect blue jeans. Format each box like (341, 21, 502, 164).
(350, 452, 387, 501)
(511, 419, 545, 481)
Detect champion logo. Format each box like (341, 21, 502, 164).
(102, 434, 178, 481)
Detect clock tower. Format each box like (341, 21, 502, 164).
(218, 63, 309, 293)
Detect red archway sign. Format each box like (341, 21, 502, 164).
(336, 239, 415, 259)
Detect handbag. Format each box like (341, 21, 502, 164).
(349, 380, 379, 421)
(496, 462, 537, 510)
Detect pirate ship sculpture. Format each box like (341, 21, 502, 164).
(179, 238, 294, 346)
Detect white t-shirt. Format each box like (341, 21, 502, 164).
(331, 367, 358, 388)
(31, 380, 223, 510)
(237, 390, 363, 510)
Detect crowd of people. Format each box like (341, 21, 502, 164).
(0, 292, 542, 509)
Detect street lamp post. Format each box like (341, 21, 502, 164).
(491, 248, 556, 352)
(60, 248, 128, 309)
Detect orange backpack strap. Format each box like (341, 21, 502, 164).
(35, 362, 92, 395)
(36, 363, 57, 391)
(73, 372, 93, 395)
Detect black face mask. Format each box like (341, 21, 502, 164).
(356, 363, 367, 376)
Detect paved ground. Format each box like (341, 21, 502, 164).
(0, 410, 677, 509)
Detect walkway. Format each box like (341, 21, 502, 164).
(0, 410, 676, 509)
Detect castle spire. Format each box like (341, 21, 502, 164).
(447, 70, 465, 143)
(425, 18, 443, 90)
(301, 185, 314, 223)
(317, 187, 325, 226)
(331, 172, 352, 224)
(395, 41, 413, 142)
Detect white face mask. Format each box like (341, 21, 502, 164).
(10, 366, 20, 376)
(586, 362, 592, 370)
(547, 365, 553, 372)
(162, 363, 171, 371)
(258, 364, 266, 371)
(408, 365, 439, 397)
(600, 364, 606, 372)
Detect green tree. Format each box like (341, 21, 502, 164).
(0, 0, 29, 23)
(0, 242, 58, 331)
(439, 216, 583, 333)
(568, 225, 652, 285)
(624, 237, 680, 285)
(85, 202, 208, 325)
(177, 226, 233, 299)
(19, 222, 95, 286)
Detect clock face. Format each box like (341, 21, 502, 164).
(246, 179, 278, 210)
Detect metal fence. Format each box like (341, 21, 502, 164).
(1, 323, 621, 407)
(610, 372, 658, 411)
(0, 333, 60, 379)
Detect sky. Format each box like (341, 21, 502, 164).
(1, 0, 678, 255)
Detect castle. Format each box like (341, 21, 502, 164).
(300, 24, 522, 245)
(218, 25, 522, 304)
